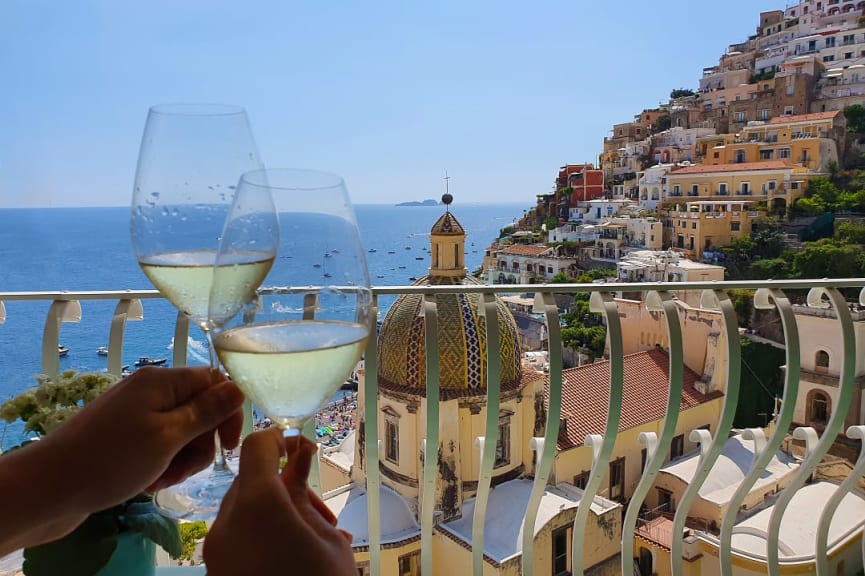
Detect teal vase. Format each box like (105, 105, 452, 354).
(96, 532, 155, 576)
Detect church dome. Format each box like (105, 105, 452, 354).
(377, 199, 522, 394)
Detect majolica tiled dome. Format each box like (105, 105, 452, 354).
(377, 199, 522, 394)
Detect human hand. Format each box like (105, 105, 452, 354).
(204, 429, 355, 576)
(41, 366, 245, 515)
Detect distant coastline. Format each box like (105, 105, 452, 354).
(396, 199, 440, 207)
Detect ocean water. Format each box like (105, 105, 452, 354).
(0, 203, 524, 447)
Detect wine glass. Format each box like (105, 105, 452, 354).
(130, 103, 262, 520)
(209, 168, 373, 447)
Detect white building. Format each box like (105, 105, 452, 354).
(616, 250, 725, 283)
(488, 244, 578, 285)
(589, 218, 664, 265)
(567, 199, 638, 223)
(638, 164, 676, 212)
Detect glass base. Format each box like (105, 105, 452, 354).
(153, 461, 236, 522)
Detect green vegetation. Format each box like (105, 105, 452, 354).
(722, 216, 784, 263)
(749, 70, 776, 83)
(179, 521, 207, 565)
(735, 338, 785, 428)
(669, 88, 695, 99)
(559, 268, 616, 360)
(656, 114, 671, 132)
(730, 214, 865, 281)
(844, 104, 865, 134)
(791, 176, 865, 215)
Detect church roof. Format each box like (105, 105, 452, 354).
(551, 348, 722, 449)
(430, 211, 465, 235)
(377, 274, 523, 394)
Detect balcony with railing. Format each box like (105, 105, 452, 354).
(2, 279, 865, 576)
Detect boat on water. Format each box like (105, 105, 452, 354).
(58, 345, 69, 357)
(133, 356, 168, 367)
(96, 346, 108, 356)
(368, 248, 377, 253)
(387, 250, 396, 254)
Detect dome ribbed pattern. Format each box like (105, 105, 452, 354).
(377, 276, 522, 392)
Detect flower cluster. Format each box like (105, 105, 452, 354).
(1, 370, 118, 436)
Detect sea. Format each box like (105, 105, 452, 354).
(0, 202, 525, 448)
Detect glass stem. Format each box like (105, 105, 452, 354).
(205, 327, 229, 472)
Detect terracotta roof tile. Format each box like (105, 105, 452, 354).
(670, 160, 796, 175)
(498, 244, 551, 257)
(548, 348, 722, 449)
(768, 110, 840, 124)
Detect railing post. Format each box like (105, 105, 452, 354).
(421, 295, 440, 576)
(719, 288, 799, 576)
(671, 289, 741, 576)
(816, 425, 865, 575)
(767, 288, 856, 576)
(521, 292, 563, 576)
(572, 291, 624, 576)
(172, 311, 190, 368)
(622, 290, 683, 575)
(41, 299, 81, 378)
(472, 293, 501, 576)
(107, 298, 143, 377)
(364, 297, 382, 576)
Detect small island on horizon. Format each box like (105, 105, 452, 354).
(395, 199, 440, 207)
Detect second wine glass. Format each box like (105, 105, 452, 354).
(209, 169, 374, 447)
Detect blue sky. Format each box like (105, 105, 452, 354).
(0, 0, 784, 208)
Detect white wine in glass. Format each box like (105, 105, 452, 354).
(210, 169, 373, 440)
(130, 103, 262, 520)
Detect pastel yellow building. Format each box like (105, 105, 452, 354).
(696, 111, 845, 174)
(665, 160, 811, 216)
(665, 200, 760, 258)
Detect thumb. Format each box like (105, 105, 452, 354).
(281, 437, 338, 535)
(170, 380, 245, 440)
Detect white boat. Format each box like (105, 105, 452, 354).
(96, 346, 109, 356)
(58, 345, 69, 357)
(134, 356, 168, 367)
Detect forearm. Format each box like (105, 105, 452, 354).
(0, 440, 86, 556)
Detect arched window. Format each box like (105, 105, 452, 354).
(815, 350, 830, 372)
(807, 390, 831, 424)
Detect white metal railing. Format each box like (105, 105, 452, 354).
(2, 278, 865, 575)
